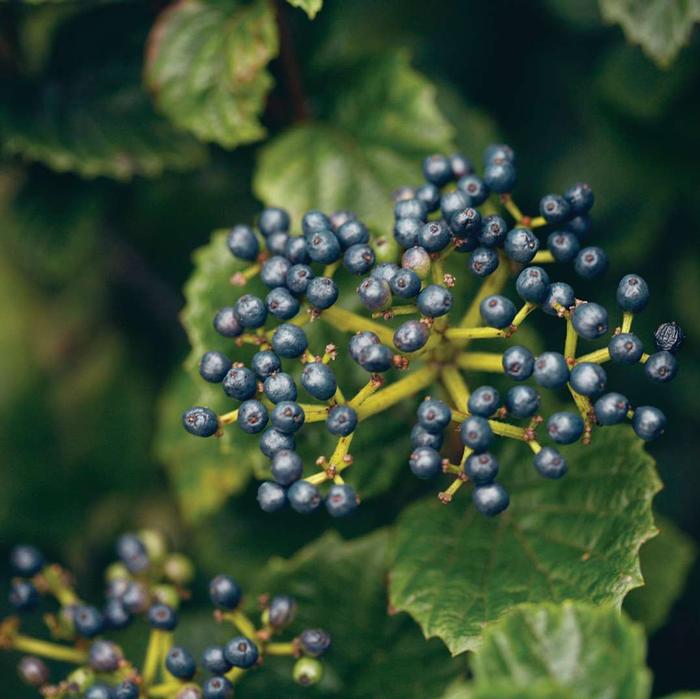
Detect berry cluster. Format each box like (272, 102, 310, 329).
(183, 143, 683, 518)
(1, 534, 330, 698)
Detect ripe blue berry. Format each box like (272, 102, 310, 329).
(182, 407, 218, 437)
(166, 646, 196, 680)
(307, 229, 341, 264)
(10, 545, 44, 577)
(300, 629, 332, 657)
(306, 276, 339, 310)
(349, 331, 380, 362)
(393, 320, 429, 353)
(214, 307, 242, 338)
(266, 230, 289, 254)
(539, 194, 571, 224)
(237, 400, 269, 434)
(477, 215, 506, 247)
(572, 302, 608, 340)
(263, 372, 297, 403)
(616, 274, 649, 312)
(271, 450, 303, 485)
(270, 401, 305, 434)
(440, 189, 469, 220)
(515, 266, 550, 304)
(570, 362, 607, 396)
(326, 405, 358, 436)
(564, 182, 594, 215)
(416, 183, 441, 212)
(227, 225, 259, 261)
(468, 386, 501, 417)
(10, 579, 39, 611)
(645, 351, 678, 383)
(203, 676, 234, 699)
(423, 154, 452, 185)
(259, 428, 295, 459)
(258, 206, 290, 236)
(202, 646, 233, 675)
(565, 214, 591, 239)
(574, 246, 608, 279)
(547, 411, 584, 444)
(18, 656, 49, 688)
(394, 217, 423, 248)
(395, 197, 428, 221)
(343, 244, 376, 275)
(417, 284, 452, 317)
(302, 210, 331, 236)
(450, 153, 474, 178)
(417, 399, 452, 433)
(547, 231, 580, 262)
(358, 343, 393, 372)
(85, 684, 113, 699)
(460, 416, 493, 452)
(450, 207, 481, 238)
(336, 219, 369, 249)
(234, 294, 267, 329)
(542, 282, 575, 316)
(371, 262, 400, 284)
(285, 236, 309, 264)
(209, 575, 242, 610)
(483, 160, 517, 193)
(252, 350, 283, 380)
(223, 366, 257, 400)
(225, 636, 259, 668)
(287, 480, 322, 514)
(326, 484, 359, 517)
(257, 482, 287, 512)
(594, 392, 630, 425)
(409, 447, 442, 479)
(458, 174, 490, 206)
(401, 245, 432, 278)
(534, 352, 569, 388)
(502, 345, 534, 381)
(504, 227, 539, 263)
(148, 603, 177, 631)
(390, 268, 421, 298)
(266, 287, 300, 320)
(418, 221, 451, 252)
(74, 605, 105, 638)
(267, 595, 298, 629)
(301, 362, 337, 401)
(103, 599, 131, 630)
(331, 210, 356, 230)
(286, 264, 314, 294)
(465, 452, 499, 485)
(484, 143, 516, 165)
(470, 247, 499, 277)
(533, 447, 567, 478)
(115, 681, 139, 699)
(505, 385, 540, 418)
(271, 324, 308, 358)
(609, 333, 644, 364)
(260, 255, 291, 288)
(358, 277, 392, 311)
(199, 351, 231, 383)
(632, 406, 666, 441)
(654, 321, 684, 354)
(89, 640, 122, 673)
(473, 483, 510, 516)
(410, 424, 444, 450)
(480, 294, 516, 328)
(116, 533, 149, 574)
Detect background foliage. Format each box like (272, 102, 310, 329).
(0, 0, 699, 696)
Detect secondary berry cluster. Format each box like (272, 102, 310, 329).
(183, 143, 683, 517)
(1, 534, 330, 698)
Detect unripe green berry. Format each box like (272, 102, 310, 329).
(138, 530, 167, 563)
(293, 657, 323, 686)
(164, 553, 195, 586)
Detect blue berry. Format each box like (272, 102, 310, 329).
(307, 229, 341, 264)
(502, 345, 534, 381)
(564, 214, 591, 239)
(632, 406, 666, 441)
(227, 225, 259, 261)
(223, 366, 257, 400)
(393, 320, 429, 353)
(348, 331, 380, 363)
(166, 646, 196, 680)
(450, 207, 481, 239)
(259, 428, 295, 458)
(594, 392, 630, 426)
(267, 595, 297, 629)
(260, 256, 291, 289)
(516, 266, 550, 304)
(460, 416, 493, 452)
(148, 603, 177, 631)
(103, 598, 131, 630)
(74, 605, 105, 638)
(417, 398, 452, 433)
(547, 231, 580, 262)
(450, 153, 474, 178)
(484, 161, 516, 193)
(302, 210, 331, 236)
(410, 424, 444, 449)
(271, 401, 305, 434)
(570, 362, 607, 396)
(18, 656, 48, 688)
(440, 189, 469, 220)
(263, 372, 297, 403)
(183, 407, 218, 437)
(326, 484, 359, 517)
(287, 480, 322, 514)
(484, 144, 516, 165)
(358, 277, 392, 311)
(306, 276, 339, 310)
(202, 646, 232, 675)
(300, 629, 332, 657)
(504, 227, 539, 263)
(415, 183, 441, 212)
(116, 533, 148, 574)
(266, 287, 300, 320)
(468, 386, 501, 417)
(480, 294, 516, 329)
(458, 174, 490, 206)
(85, 683, 113, 699)
(543, 282, 575, 316)
(285, 236, 310, 264)
(423, 154, 452, 186)
(654, 321, 684, 354)
(257, 482, 287, 512)
(473, 483, 509, 516)
(358, 343, 393, 372)
(371, 262, 400, 284)
(645, 351, 678, 383)
(258, 207, 290, 236)
(266, 231, 289, 255)
(336, 219, 369, 249)
(617, 274, 650, 313)
(89, 640, 122, 673)
(10, 545, 44, 577)
(234, 294, 267, 329)
(271, 449, 303, 486)
(301, 362, 337, 401)
(203, 676, 234, 699)
(477, 215, 507, 247)
(390, 268, 421, 298)
(574, 246, 608, 279)
(539, 194, 571, 224)
(395, 197, 428, 221)
(209, 575, 241, 610)
(409, 447, 442, 479)
(547, 411, 584, 444)
(394, 217, 422, 248)
(10, 579, 39, 611)
(115, 682, 139, 699)
(564, 182, 594, 215)
(237, 400, 269, 434)
(271, 324, 308, 358)
(465, 452, 499, 485)
(534, 352, 569, 388)
(609, 333, 643, 364)
(199, 351, 231, 383)
(401, 245, 432, 278)
(533, 447, 567, 479)
(214, 307, 242, 338)
(418, 221, 451, 252)
(505, 385, 540, 418)
(286, 264, 314, 295)
(343, 243, 375, 275)
(417, 284, 452, 318)
(572, 302, 608, 340)
(326, 405, 358, 436)
(470, 247, 499, 277)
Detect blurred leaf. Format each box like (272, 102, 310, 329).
(145, 0, 278, 148)
(600, 0, 700, 67)
(543, 0, 602, 28)
(439, 681, 579, 699)
(661, 695, 700, 699)
(471, 601, 651, 699)
(389, 428, 661, 655)
(287, 0, 323, 19)
(255, 50, 454, 230)
(624, 514, 696, 633)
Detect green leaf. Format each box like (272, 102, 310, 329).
(145, 0, 278, 149)
(254, 51, 455, 230)
(250, 530, 467, 699)
(389, 428, 661, 654)
(440, 680, 580, 699)
(286, 0, 323, 19)
(600, 0, 700, 67)
(471, 601, 651, 699)
(624, 514, 696, 633)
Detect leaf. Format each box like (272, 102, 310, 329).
(389, 428, 661, 655)
(440, 680, 580, 699)
(599, 0, 700, 67)
(254, 51, 455, 230)
(470, 601, 651, 699)
(624, 514, 696, 633)
(286, 0, 323, 19)
(145, 0, 278, 149)
(249, 530, 467, 699)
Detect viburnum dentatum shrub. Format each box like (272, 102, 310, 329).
(182, 144, 683, 519)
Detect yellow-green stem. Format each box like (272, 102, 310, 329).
(440, 366, 470, 409)
(265, 642, 296, 656)
(142, 630, 166, 688)
(576, 348, 610, 364)
(564, 319, 578, 359)
(512, 302, 537, 326)
(445, 326, 506, 340)
(320, 306, 394, 345)
(224, 610, 258, 641)
(531, 250, 555, 263)
(11, 634, 87, 664)
(458, 260, 510, 333)
(621, 311, 634, 333)
(456, 352, 504, 373)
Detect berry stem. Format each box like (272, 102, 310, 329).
(567, 384, 593, 425)
(142, 629, 167, 687)
(438, 477, 464, 503)
(621, 311, 634, 333)
(9, 633, 87, 664)
(564, 318, 578, 359)
(440, 365, 470, 408)
(225, 666, 247, 684)
(512, 302, 537, 326)
(331, 435, 354, 471)
(528, 440, 542, 454)
(41, 565, 80, 607)
(528, 216, 547, 228)
(222, 610, 258, 641)
(455, 352, 504, 373)
(296, 404, 328, 421)
(219, 409, 239, 426)
(445, 326, 507, 340)
(531, 250, 555, 264)
(500, 194, 524, 222)
(348, 378, 383, 408)
(320, 306, 395, 345)
(322, 261, 341, 278)
(265, 642, 296, 656)
(457, 261, 510, 336)
(372, 304, 418, 319)
(575, 348, 610, 365)
(452, 410, 526, 440)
